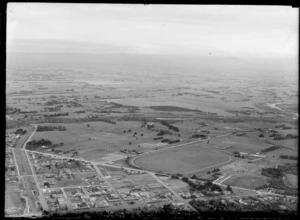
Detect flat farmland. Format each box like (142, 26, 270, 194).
(134, 144, 231, 174)
(13, 149, 32, 176)
(211, 134, 274, 154)
(31, 121, 179, 160)
(223, 174, 267, 189)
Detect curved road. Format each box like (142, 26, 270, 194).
(22, 124, 37, 149)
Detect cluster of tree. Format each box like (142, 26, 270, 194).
(279, 155, 297, 160)
(44, 113, 69, 118)
(67, 101, 83, 107)
(44, 99, 62, 106)
(120, 149, 141, 155)
(37, 125, 67, 132)
(188, 198, 292, 214)
(274, 134, 298, 140)
(74, 110, 85, 114)
(132, 132, 143, 137)
(6, 106, 21, 114)
(42, 208, 198, 220)
(261, 168, 283, 178)
(26, 139, 53, 150)
(40, 116, 116, 125)
(191, 134, 207, 139)
(168, 139, 180, 144)
(207, 168, 220, 174)
(157, 130, 172, 136)
(263, 175, 298, 196)
(261, 145, 281, 153)
(182, 177, 222, 193)
(255, 184, 269, 190)
(161, 138, 170, 143)
(44, 106, 62, 112)
(267, 177, 286, 190)
(92, 117, 116, 124)
(153, 136, 164, 140)
(161, 120, 180, 132)
(109, 102, 124, 108)
(222, 118, 246, 123)
(14, 128, 27, 135)
(232, 152, 246, 158)
(20, 110, 38, 114)
(277, 163, 298, 175)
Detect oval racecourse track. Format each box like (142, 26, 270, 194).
(131, 143, 233, 175)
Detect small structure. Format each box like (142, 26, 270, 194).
(249, 154, 266, 158)
(239, 152, 248, 155)
(146, 122, 155, 129)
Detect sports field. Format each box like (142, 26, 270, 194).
(134, 144, 231, 174)
(223, 174, 267, 189)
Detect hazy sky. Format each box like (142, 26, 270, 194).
(7, 3, 298, 57)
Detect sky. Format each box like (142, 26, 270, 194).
(6, 3, 299, 57)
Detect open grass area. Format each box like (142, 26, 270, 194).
(13, 149, 32, 176)
(31, 121, 182, 160)
(5, 191, 26, 215)
(212, 134, 274, 154)
(134, 144, 231, 174)
(223, 174, 267, 189)
(284, 174, 298, 188)
(161, 178, 190, 192)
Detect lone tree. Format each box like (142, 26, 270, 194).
(182, 177, 188, 182)
(191, 175, 197, 179)
(259, 133, 264, 138)
(226, 185, 233, 192)
(87, 124, 90, 127)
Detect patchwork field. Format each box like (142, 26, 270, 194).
(31, 120, 190, 160)
(134, 144, 231, 174)
(211, 134, 274, 154)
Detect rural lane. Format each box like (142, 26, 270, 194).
(22, 124, 38, 149)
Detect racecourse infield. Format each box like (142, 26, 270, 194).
(132, 143, 232, 174)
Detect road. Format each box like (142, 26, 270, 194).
(24, 150, 48, 211)
(6, 115, 14, 120)
(22, 124, 37, 149)
(12, 148, 21, 177)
